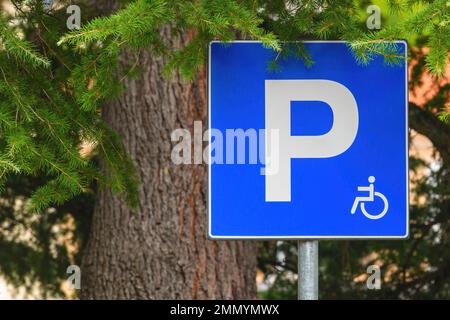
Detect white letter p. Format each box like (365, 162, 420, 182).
(265, 80, 359, 202)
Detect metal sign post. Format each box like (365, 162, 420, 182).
(298, 240, 318, 300)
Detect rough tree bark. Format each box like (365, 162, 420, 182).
(79, 26, 258, 299)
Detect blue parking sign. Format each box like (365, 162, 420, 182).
(208, 41, 408, 239)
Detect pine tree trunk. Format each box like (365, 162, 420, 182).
(80, 27, 258, 299)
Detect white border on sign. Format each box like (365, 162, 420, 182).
(207, 40, 409, 240)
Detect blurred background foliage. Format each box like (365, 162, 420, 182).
(0, 0, 448, 298)
(0, 174, 93, 298)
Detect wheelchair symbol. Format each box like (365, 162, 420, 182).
(351, 176, 389, 220)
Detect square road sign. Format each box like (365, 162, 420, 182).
(208, 41, 408, 239)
